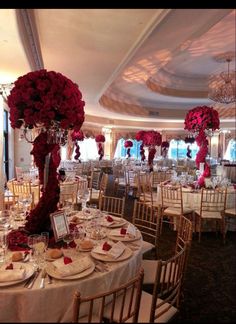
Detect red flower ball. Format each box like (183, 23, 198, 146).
(7, 69, 85, 131)
(143, 130, 162, 147)
(124, 140, 133, 148)
(184, 106, 220, 132)
(71, 130, 84, 142)
(95, 134, 105, 143)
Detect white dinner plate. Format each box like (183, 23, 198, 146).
(90, 247, 133, 262)
(0, 262, 35, 287)
(107, 230, 142, 242)
(45, 259, 95, 280)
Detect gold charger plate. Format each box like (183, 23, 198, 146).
(90, 247, 133, 262)
(101, 215, 127, 228)
(45, 259, 95, 280)
(0, 262, 35, 287)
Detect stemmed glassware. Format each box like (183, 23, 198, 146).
(18, 194, 32, 220)
(63, 230, 74, 249)
(0, 231, 9, 264)
(27, 234, 40, 264)
(77, 189, 90, 209)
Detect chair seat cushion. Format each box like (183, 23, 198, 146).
(195, 210, 222, 219)
(104, 289, 177, 323)
(141, 240, 155, 254)
(163, 207, 192, 216)
(225, 208, 236, 216)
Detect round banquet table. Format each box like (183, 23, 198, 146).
(0, 218, 143, 323)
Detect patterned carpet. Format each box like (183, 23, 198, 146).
(123, 195, 236, 323)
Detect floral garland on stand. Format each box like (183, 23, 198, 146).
(161, 141, 169, 158)
(7, 69, 85, 239)
(184, 105, 220, 187)
(142, 130, 162, 171)
(135, 131, 146, 161)
(71, 130, 84, 162)
(124, 140, 133, 158)
(95, 134, 105, 160)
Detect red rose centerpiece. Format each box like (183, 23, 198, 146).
(95, 134, 105, 160)
(7, 69, 85, 234)
(71, 130, 84, 162)
(184, 105, 220, 185)
(124, 140, 133, 158)
(142, 130, 162, 171)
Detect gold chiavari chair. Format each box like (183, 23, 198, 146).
(133, 200, 161, 256)
(73, 268, 144, 323)
(222, 188, 236, 244)
(195, 188, 227, 243)
(141, 215, 192, 285)
(88, 172, 109, 207)
(160, 184, 193, 231)
(99, 195, 125, 218)
(137, 243, 189, 323)
(60, 182, 78, 205)
(12, 180, 36, 209)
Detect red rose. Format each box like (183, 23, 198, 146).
(124, 140, 133, 148)
(102, 241, 112, 251)
(95, 134, 105, 143)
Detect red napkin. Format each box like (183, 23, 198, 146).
(102, 241, 112, 251)
(64, 256, 73, 264)
(120, 228, 127, 235)
(106, 215, 114, 222)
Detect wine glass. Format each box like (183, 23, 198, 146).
(63, 231, 74, 249)
(18, 194, 32, 219)
(41, 232, 49, 249)
(0, 231, 9, 264)
(27, 234, 40, 263)
(78, 189, 90, 209)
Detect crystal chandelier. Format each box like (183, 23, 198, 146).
(208, 52, 236, 104)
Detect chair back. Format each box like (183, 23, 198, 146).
(133, 200, 161, 248)
(150, 243, 188, 322)
(99, 195, 125, 218)
(72, 268, 144, 323)
(175, 216, 192, 253)
(60, 182, 78, 205)
(199, 188, 226, 215)
(15, 166, 24, 181)
(160, 184, 183, 213)
(12, 180, 35, 208)
(89, 169, 102, 190)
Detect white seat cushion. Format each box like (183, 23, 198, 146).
(225, 208, 236, 216)
(195, 210, 222, 219)
(141, 240, 155, 254)
(104, 289, 177, 323)
(163, 207, 192, 216)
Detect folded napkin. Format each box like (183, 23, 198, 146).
(53, 256, 91, 277)
(126, 224, 136, 238)
(107, 241, 126, 259)
(0, 264, 26, 282)
(92, 241, 113, 255)
(109, 228, 127, 236)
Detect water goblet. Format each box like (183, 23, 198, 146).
(0, 231, 9, 264)
(63, 231, 74, 249)
(41, 232, 49, 249)
(27, 234, 40, 263)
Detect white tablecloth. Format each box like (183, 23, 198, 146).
(0, 226, 142, 322)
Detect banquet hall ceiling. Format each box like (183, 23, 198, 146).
(0, 8, 235, 132)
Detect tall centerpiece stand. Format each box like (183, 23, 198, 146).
(7, 69, 85, 246)
(184, 105, 220, 187)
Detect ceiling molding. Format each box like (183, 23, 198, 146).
(15, 9, 44, 71)
(95, 9, 172, 102)
(146, 77, 209, 98)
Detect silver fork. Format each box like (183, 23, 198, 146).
(27, 267, 40, 289)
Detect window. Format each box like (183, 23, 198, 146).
(168, 139, 199, 160)
(114, 139, 142, 159)
(224, 139, 236, 161)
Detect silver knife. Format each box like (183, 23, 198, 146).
(27, 268, 40, 289)
(40, 269, 47, 289)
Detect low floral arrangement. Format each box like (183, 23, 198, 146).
(184, 105, 220, 185)
(124, 140, 133, 158)
(95, 134, 106, 160)
(7, 69, 85, 234)
(71, 130, 84, 162)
